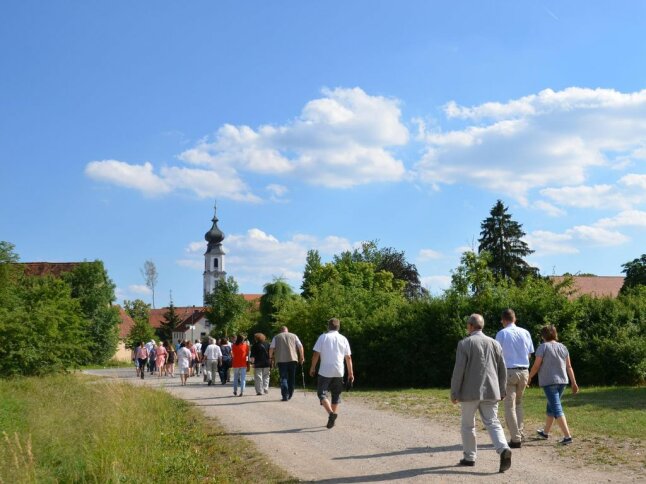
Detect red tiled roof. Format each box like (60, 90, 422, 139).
(117, 306, 135, 338)
(550, 276, 624, 299)
(19, 262, 82, 277)
(149, 307, 206, 329)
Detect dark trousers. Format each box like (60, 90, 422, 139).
(278, 361, 297, 400)
(137, 358, 147, 379)
(219, 361, 231, 384)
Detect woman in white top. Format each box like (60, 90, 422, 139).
(177, 341, 192, 386)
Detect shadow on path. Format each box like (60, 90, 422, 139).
(316, 464, 499, 482)
(228, 426, 327, 436)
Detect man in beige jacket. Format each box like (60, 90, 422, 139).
(269, 326, 305, 401)
(450, 313, 512, 473)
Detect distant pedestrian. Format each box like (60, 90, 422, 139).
(232, 334, 249, 396)
(495, 309, 534, 448)
(188, 341, 198, 377)
(250, 333, 271, 395)
(450, 314, 512, 473)
(164, 341, 176, 377)
(309, 318, 354, 429)
(219, 338, 232, 384)
(528, 325, 579, 445)
(155, 341, 167, 377)
(177, 341, 192, 386)
(146, 339, 156, 374)
(203, 337, 223, 386)
(269, 326, 304, 401)
(135, 341, 148, 380)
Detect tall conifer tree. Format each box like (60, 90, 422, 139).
(478, 200, 537, 283)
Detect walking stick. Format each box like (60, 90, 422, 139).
(301, 364, 306, 397)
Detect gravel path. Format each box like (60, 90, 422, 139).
(86, 369, 639, 483)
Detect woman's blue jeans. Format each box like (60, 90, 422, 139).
(542, 384, 566, 418)
(233, 367, 246, 394)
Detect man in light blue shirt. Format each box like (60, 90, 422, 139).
(495, 309, 534, 448)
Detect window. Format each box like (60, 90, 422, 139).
(214, 258, 218, 269)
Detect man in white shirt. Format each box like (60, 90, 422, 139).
(495, 308, 535, 448)
(202, 337, 222, 386)
(309, 318, 354, 429)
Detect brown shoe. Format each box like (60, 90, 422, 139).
(508, 440, 522, 448)
(458, 459, 475, 466)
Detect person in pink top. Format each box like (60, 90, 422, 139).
(155, 341, 167, 377)
(188, 341, 198, 377)
(135, 342, 148, 380)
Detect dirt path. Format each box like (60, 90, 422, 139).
(86, 369, 639, 483)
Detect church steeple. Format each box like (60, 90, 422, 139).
(205, 202, 225, 249)
(203, 202, 226, 302)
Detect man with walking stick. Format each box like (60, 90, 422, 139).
(309, 318, 354, 429)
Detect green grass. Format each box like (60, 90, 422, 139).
(0, 374, 294, 483)
(348, 386, 645, 470)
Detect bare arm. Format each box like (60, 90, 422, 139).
(565, 356, 579, 394)
(527, 355, 543, 385)
(345, 355, 354, 383)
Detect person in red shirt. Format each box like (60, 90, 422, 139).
(231, 334, 249, 396)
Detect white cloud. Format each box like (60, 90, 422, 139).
(178, 229, 358, 289)
(533, 200, 566, 217)
(85, 160, 171, 197)
(416, 87, 646, 203)
(418, 248, 444, 261)
(420, 275, 452, 292)
(180, 87, 409, 189)
(266, 184, 288, 197)
(527, 219, 631, 256)
(185, 241, 206, 254)
(595, 210, 646, 228)
(86, 88, 409, 199)
(525, 230, 579, 255)
(128, 284, 152, 295)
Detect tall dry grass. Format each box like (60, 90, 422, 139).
(0, 374, 292, 483)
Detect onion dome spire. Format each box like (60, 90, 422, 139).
(205, 201, 225, 248)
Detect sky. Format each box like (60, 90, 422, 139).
(1, 1, 645, 307)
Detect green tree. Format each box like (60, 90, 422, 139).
(204, 276, 250, 337)
(259, 278, 295, 335)
(301, 250, 324, 298)
(621, 254, 646, 294)
(478, 200, 538, 283)
(124, 299, 155, 349)
(338, 241, 426, 299)
(157, 299, 182, 342)
(62, 261, 120, 365)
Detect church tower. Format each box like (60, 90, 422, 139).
(203, 203, 226, 302)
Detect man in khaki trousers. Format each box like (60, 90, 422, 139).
(495, 309, 534, 448)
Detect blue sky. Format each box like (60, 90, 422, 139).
(2, 1, 645, 306)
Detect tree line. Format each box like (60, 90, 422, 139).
(0, 242, 121, 376)
(3, 199, 644, 384)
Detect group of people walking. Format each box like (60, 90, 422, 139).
(451, 309, 579, 473)
(134, 309, 579, 473)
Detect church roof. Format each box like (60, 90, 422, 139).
(549, 276, 624, 299)
(205, 204, 225, 247)
(19, 262, 82, 277)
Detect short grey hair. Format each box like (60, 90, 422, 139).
(327, 318, 340, 331)
(467, 313, 485, 330)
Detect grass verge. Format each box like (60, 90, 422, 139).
(347, 386, 645, 472)
(0, 374, 294, 483)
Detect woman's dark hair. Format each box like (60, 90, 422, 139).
(180, 341, 186, 348)
(220, 338, 228, 345)
(235, 334, 244, 345)
(163, 341, 169, 349)
(540, 325, 558, 342)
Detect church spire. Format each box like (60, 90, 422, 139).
(203, 201, 227, 302)
(204, 201, 225, 249)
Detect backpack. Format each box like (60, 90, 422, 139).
(221, 345, 232, 362)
